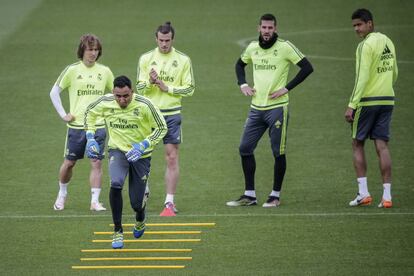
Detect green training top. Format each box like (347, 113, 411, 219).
(241, 38, 304, 110)
(55, 61, 114, 129)
(348, 32, 398, 109)
(84, 94, 167, 157)
(136, 47, 195, 115)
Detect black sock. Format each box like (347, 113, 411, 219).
(241, 155, 256, 192)
(273, 155, 286, 193)
(110, 187, 123, 232)
(135, 207, 146, 222)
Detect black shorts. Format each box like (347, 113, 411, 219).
(163, 114, 182, 144)
(64, 128, 106, 160)
(352, 105, 393, 141)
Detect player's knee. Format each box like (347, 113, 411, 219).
(239, 144, 253, 156)
(110, 179, 124, 190)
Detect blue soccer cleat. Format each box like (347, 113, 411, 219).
(133, 220, 146, 238)
(112, 231, 124, 249)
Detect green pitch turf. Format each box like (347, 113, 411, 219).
(0, 0, 413, 275)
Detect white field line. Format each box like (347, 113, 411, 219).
(236, 25, 414, 64)
(0, 212, 413, 219)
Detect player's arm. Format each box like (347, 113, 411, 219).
(269, 58, 313, 99)
(144, 102, 168, 147)
(136, 56, 151, 95)
(393, 54, 398, 85)
(235, 58, 255, 96)
(155, 59, 195, 97)
(348, 43, 371, 109)
(49, 85, 75, 122)
(84, 97, 106, 158)
(106, 68, 115, 92)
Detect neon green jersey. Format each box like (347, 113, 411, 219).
(136, 47, 195, 115)
(84, 94, 167, 156)
(55, 61, 114, 129)
(348, 32, 398, 109)
(241, 38, 304, 110)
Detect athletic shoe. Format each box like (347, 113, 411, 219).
(133, 221, 146, 238)
(53, 194, 66, 210)
(262, 196, 280, 207)
(378, 198, 392, 208)
(112, 231, 124, 249)
(90, 202, 106, 211)
(349, 193, 372, 207)
(160, 202, 177, 217)
(226, 195, 257, 207)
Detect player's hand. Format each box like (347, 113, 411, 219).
(86, 132, 100, 159)
(344, 107, 355, 123)
(155, 79, 169, 92)
(269, 87, 288, 99)
(149, 68, 158, 84)
(125, 140, 150, 162)
(240, 85, 256, 96)
(62, 113, 75, 122)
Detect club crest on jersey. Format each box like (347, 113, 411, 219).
(97, 73, 102, 80)
(273, 49, 278, 56)
(133, 108, 140, 116)
(77, 75, 83, 79)
(151, 61, 157, 66)
(172, 60, 178, 67)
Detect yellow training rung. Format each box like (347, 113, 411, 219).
(94, 230, 202, 235)
(81, 248, 192, 253)
(109, 222, 216, 227)
(92, 239, 201, 243)
(81, 256, 192, 261)
(72, 265, 185, 269)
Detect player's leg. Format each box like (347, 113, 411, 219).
(108, 149, 129, 249)
(372, 105, 393, 208)
(349, 106, 375, 206)
(160, 114, 181, 215)
(264, 106, 288, 207)
(227, 109, 266, 206)
(88, 128, 107, 211)
(129, 157, 151, 238)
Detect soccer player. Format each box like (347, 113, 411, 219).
(345, 9, 398, 208)
(50, 34, 114, 211)
(136, 22, 195, 216)
(84, 75, 167, 249)
(227, 13, 313, 207)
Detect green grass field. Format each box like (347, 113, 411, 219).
(0, 0, 413, 275)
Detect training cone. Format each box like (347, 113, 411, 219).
(160, 207, 176, 217)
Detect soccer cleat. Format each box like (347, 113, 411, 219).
(90, 202, 106, 211)
(262, 196, 280, 207)
(349, 193, 372, 207)
(53, 194, 66, 210)
(133, 221, 146, 238)
(160, 202, 177, 217)
(112, 231, 124, 249)
(378, 198, 392, 208)
(226, 195, 257, 207)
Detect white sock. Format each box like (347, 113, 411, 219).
(357, 177, 369, 197)
(382, 183, 392, 201)
(165, 194, 174, 204)
(270, 190, 280, 198)
(91, 188, 101, 203)
(244, 190, 256, 198)
(59, 182, 68, 197)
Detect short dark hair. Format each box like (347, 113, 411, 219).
(260, 13, 277, 25)
(77, 34, 102, 60)
(352, 8, 373, 23)
(113, 75, 132, 89)
(155, 21, 175, 39)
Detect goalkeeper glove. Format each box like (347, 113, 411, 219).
(86, 132, 100, 159)
(125, 140, 150, 162)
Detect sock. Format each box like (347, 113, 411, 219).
(165, 194, 174, 205)
(58, 182, 68, 197)
(244, 190, 256, 198)
(110, 187, 123, 233)
(91, 188, 101, 203)
(270, 190, 280, 198)
(273, 155, 286, 192)
(382, 183, 392, 201)
(241, 155, 256, 190)
(136, 208, 146, 222)
(357, 177, 369, 196)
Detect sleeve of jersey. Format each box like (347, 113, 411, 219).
(285, 41, 305, 64)
(106, 68, 115, 92)
(167, 59, 195, 97)
(55, 65, 72, 89)
(84, 96, 105, 133)
(348, 42, 371, 109)
(240, 44, 252, 64)
(136, 56, 151, 95)
(393, 51, 398, 84)
(144, 102, 167, 147)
